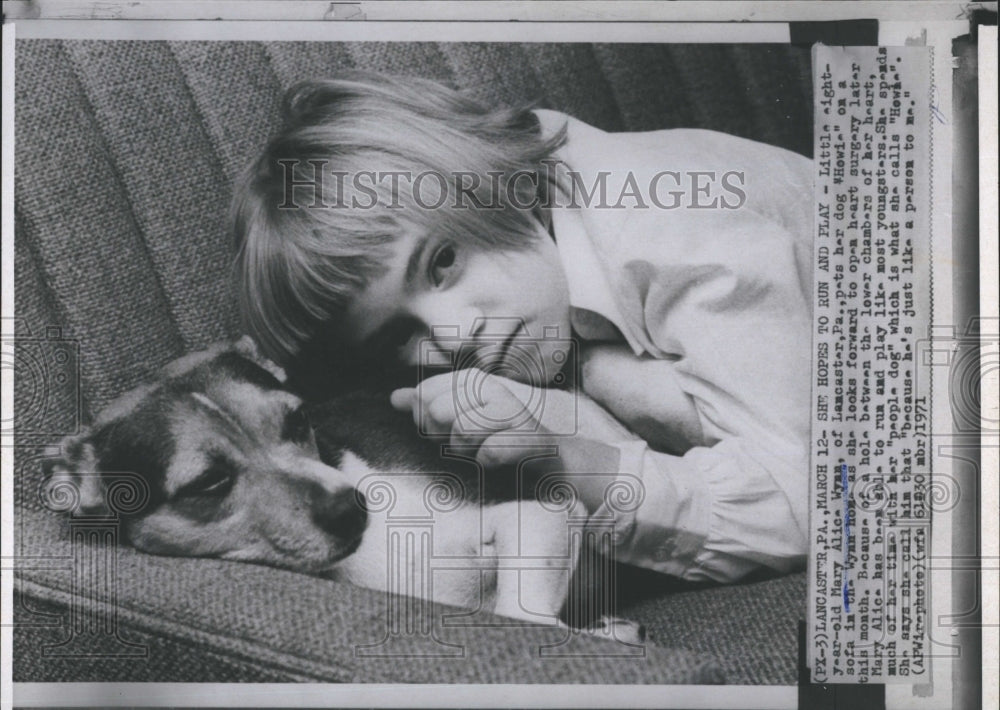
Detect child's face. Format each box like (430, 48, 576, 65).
(340, 223, 572, 385)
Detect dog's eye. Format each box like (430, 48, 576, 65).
(282, 407, 312, 444)
(176, 461, 234, 499)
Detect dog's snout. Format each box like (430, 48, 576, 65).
(309, 487, 368, 540)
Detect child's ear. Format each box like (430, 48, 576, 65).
(42, 433, 109, 515)
(234, 335, 287, 383)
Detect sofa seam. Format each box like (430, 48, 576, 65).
(15, 575, 365, 683)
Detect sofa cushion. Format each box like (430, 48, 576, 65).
(16, 509, 729, 684)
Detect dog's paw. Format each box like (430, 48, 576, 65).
(587, 615, 647, 644)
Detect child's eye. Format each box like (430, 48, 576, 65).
(429, 244, 457, 286)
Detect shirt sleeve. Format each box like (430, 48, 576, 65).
(590, 436, 809, 583)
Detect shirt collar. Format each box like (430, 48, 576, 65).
(549, 205, 646, 356)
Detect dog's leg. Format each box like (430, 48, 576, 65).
(486, 501, 648, 645)
(484, 500, 584, 624)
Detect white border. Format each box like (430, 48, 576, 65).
(12, 19, 792, 42)
(1, 21, 17, 710)
(979, 24, 999, 710)
(0, 0, 988, 22)
(12, 683, 797, 708)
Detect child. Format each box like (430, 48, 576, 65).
(233, 72, 814, 584)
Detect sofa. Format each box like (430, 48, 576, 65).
(13, 38, 813, 685)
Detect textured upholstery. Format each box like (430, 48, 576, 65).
(14, 39, 812, 684)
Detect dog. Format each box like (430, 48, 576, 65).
(45, 338, 642, 640)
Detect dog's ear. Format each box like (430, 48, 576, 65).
(233, 335, 287, 384)
(42, 432, 109, 515)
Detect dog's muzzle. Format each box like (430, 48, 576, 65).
(309, 486, 368, 541)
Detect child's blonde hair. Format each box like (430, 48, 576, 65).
(233, 72, 566, 367)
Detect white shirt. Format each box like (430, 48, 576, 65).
(536, 110, 814, 582)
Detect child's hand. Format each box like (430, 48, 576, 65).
(391, 370, 634, 511)
(390, 369, 563, 465)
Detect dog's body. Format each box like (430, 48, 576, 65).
(306, 393, 582, 621)
(46, 341, 626, 632)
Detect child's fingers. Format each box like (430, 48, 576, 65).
(403, 390, 462, 439)
(390, 388, 416, 412)
(393, 380, 469, 438)
(412, 372, 457, 402)
(401, 370, 544, 449)
(427, 395, 458, 431)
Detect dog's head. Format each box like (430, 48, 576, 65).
(44, 337, 370, 575)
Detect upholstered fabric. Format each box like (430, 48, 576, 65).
(14, 39, 812, 684)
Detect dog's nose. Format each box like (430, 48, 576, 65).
(309, 487, 368, 540)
